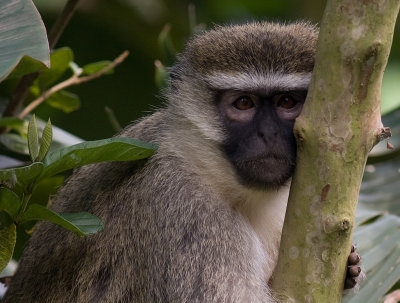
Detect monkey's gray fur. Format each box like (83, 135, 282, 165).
(4, 22, 319, 302)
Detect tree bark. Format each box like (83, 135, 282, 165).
(271, 1, 400, 302)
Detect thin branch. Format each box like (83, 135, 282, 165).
(1, 73, 38, 118)
(376, 127, 392, 142)
(18, 51, 130, 119)
(18, 74, 79, 119)
(77, 51, 129, 83)
(48, 0, 80, 49)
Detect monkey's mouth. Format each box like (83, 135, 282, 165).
(232, 155, 295, 188)
(240, 153, 294, 167)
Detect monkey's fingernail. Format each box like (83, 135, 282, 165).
(348, 252, 360, 264)
(348, 266, 361, 277)
(351, 245, 355, 253)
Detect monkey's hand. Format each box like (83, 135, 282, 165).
(344, 245, 365, 291)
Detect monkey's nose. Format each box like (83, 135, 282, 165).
(257, 128, 279, 140)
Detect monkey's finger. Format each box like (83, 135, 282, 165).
(348, 252, 360, 265)
(348, 265, 361, 277)
(344, 277, 357, 289)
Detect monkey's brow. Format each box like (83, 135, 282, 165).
(205, 72, 312, 93)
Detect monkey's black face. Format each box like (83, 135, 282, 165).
(217, 89, 307, 189)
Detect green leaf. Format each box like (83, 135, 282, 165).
(37, 118, 53, 162)
(0, 117, 26, 135)
(0, 0, 49, 82)
(82, 61, 113, 76)
(29, 175, 64, 207)
(0, 118, 24, 128)
(0, 133, 28, 155)
(29, 83, 41, 98)
(19, 204, 104, 237)
(35, 116, 83, 149)
(45, 90, 81, 113)
(6, 56, 48, 80)
(37, 47, 74, 89)
(0, 162, 44, 188)
(27, 115, 39, 162)
(354, 206, 382, 226)
(58, 212, 104, 236)
(0, 224, 16, 273)
(42, 137, 157, 178)
(0, 187, 21, 218)
(0, 211, 13, 229)
(360, 153, 400, 215)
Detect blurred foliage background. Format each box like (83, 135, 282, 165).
(32, 0, 400, 140)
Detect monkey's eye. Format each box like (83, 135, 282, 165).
(233, 96, 255, 110)
(219, 91, 258, 123)
(275, 95, 297, 109)
(273, 92, 305, 120)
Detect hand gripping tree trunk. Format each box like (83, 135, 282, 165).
(271, 1, 400, 302)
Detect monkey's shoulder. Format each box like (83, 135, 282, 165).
(120, 110, 166, 143)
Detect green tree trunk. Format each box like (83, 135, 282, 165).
(271, 1, 400, 302)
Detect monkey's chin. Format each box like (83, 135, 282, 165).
(233, 157, 294, 190)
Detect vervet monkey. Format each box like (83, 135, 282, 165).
(4, 21, 361, 303)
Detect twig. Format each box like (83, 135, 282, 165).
(77, 51, 129, 83)
(376, 127, 392, 142)
(1, 73, 38, 118)
(48, 0, 80, 49)
(18, 51, 130, 119)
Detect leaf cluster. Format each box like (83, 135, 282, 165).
(0, 115, 157, 272)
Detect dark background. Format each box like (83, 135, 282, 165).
(33, 0, 400, 140)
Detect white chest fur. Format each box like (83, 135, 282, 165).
(236, 184, 290, 279)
